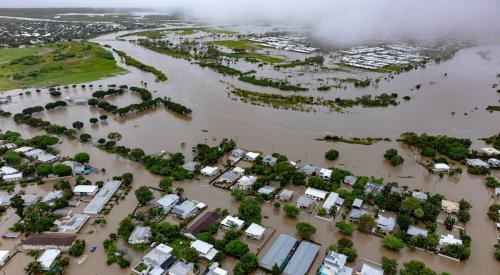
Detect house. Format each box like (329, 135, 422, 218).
(157, 194, 180, 213)
(297, 195, 314, 208)
(184, 211, 221, 239)
(217, 171, 241, 184)
(318, 251, 353, 275)
(35, 153, 59, 163)
(283, 241, 320, 275)
(73, 185, 99, 196)
(359, 264, 384, 275)
(244, 152, 260, 161)
(62, 160, 85, 175)
(433, 163, 450, 172)
(220, 215, 244, 230)
(302, 165, 317, 176)
(352, 198, 363, 209)
(182, 161, 198, 173)
(128, 226, 152, 244)
(466, 158, 489, 168)
(319, 168, 333, 180)
(53, 209, 72, 217)
(376, 215, 396, 234)
(172, 200, 198, 219)
(38, 249, 61, 271)
(439, 234, 462, 246)
(258, 185, 275, 195)
(83, 180, 122, 214)
(231, 148, 245, 159)
(21, 194, 41, 206)
(168, 261, 195, 275)
(496, 187, 500, 197)
(349, 209, 368, 223)
(14, 146, 34, 154)
(0, 193, 13, 206)
(322, 192, 342, 214)
(407, 226, 428, 238)
(0, 166, 18, 175)
(412, 191, 428, 201)
(488, 158, 500, 168)
(56, 214, 89, 233)
(259, 234, 298, 271)
(441, 200, 459, 214)
(139, 243, 175, 274)
(305, 187, 328, 201)
(42, 190, 63, 203)
(0, 250, 9, 267)
(245, 223, 266, 240)
(278, 189, 294, 202)
(201, 166, 219, 177)
(343, 175, 358, 186)
(207, 262, 228, 275)
(22, 234, 77, 251)
(482, 147, 500, 155)
(364, 183, 384, 195)
(263, 155, 278, 166)
(191, 240, 218, 260)
(3, 172, 22, 182)
(232, 176, 256, 190)
(0, 143, 16, 150)
(232, 167, 245, 175)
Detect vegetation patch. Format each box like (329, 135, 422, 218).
(113, 49, 167, 81)
(316, 135, 389, 145)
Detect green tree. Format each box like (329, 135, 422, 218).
(335, 220, 354, 234)
(225, 240, 250, 259)
(159, 177, 173, 191)
(381, 235, 405, 251)
(72, 121, 84, 129)
(135, 186, 153, 205)
(400, 260, 436, 275)
(357, 214, 376, 233)
(107, 132, 122, 142)
(233, 252, 259, 275)
(69, 239, 86, 257)
(99, 114, 108, 121)
(36, 163, 53, 178)
(384, 149, 398, 160)
(396, 213, 412, 231)
(3, 151, 22, 165)
(325, 149, 339, 160)
(231, 189, 246, 200)
(129, 148, 145, 161)
(10, 194, 25, 218)
(74, 152, 90, 164)
(25, 260, 43, 274)
(122, 172, 134, 186)
(283, 204, 300, 218)
(52, 164, 72, 176)
(182, 247, 199, 263)
(29, 135, 59, 149)
(89, 117, 98, 124)
(238, 199, 261, 224)
(117, 217, 135, 239)
(296, 222, 316, 239)
(381, 256, 398, 275)
(401, 197, 421, 213)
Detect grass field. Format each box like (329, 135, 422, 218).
(203, 28, 239, 35)
(0, 41, 125, 91)
(212, 40, 258, 50)
(222, 52, 285, 63)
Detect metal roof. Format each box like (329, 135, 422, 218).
(259, 234, 298, 270)
(83, 180, 122, 214)
(283, 241, 320, 275)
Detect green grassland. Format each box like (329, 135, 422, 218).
(119, 29, 168, 39)
(221, 52, 285, 63)
(203, 28, 239, 35)
(212, 40, 259, 50)
(0, 41, 125, 91)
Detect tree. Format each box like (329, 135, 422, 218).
(401, 197, 421, 214)
(117, 217, 135, 239)
(100, 114, 108, 121)
(381, 256, 398, 275)
(384, 149, 398, 160)
(182, 247, 199, 263)
(335, 220, 354, 234)
(10, 194, 25, 218)
(238, 199, 261, 224)
(225, 240, 250, 258)
(400, 260, 436, 275)
(457, 210, 471, 223)
(74, 152, 90, 164)
(25, 260, 43, 274)
(79, 133, 92, 142)
(233, 252, 259, 275)
(130, 148, 145, 161)
(36, 163, 53, 178)
(283, 204, 300, 218)
(69, 239, 86, 257)
(231, 189, 246, 200)
(3, 151, 22, 165)
(325, 149, 339, 160)
(296, 222, 316, 239)
(52, 164, 72, 176)
(72, 121, 84, 129)
(89, 117, 98, 124)
(390, 155, 404, 166)
(122, 172, 134, 186)
(329, 238, 357, 262)
(107, 132, 122, 142)
(135, 186, 153, 205)
(29, 135, 59, 149)
(384, 149, 404, 166)
(357, 214, 376, 233)
(159, 177, 173, 191)
(381, 235, 405, 251)
(396, 213, 412, 231)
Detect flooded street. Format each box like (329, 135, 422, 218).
(0, 29, 499, 274)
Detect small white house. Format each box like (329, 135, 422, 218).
(439, 234, 462, 246)
(244, 152, 260, 161)
(233, 175, 256, 190)
(0, 166, 18, 175)
(376, 215, 396, 234)
(128, 226, 152, 244)
(221, 215, 244, 230)
(482, 147, 500, 155)
(278, 189, 294, 202)
(2, 172, 22, 182)
(322, 192, 342, 214)
(201, 166, 219, 177)
(305, 187, 328, 201)
(191, 240, 218, 260)
(245, 223, 265, 240)
(37, 249, 61, 271)
(157, 194, 180, 213)
(433, 163, 450, 172)
(73, 185, 99, 196)
(319, 168, 333, 180)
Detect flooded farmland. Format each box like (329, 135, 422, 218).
(0, 27, 499, 275)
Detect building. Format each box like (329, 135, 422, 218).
(0, 250, 9, 267)
(36, 152, 59, 163)
(3, 172, 22, 182)
(56, 214, 89, 233)
(263, 155, 278, 166)
(22, 194, 41, 206)
(257, 185, 276, 195)
(207, 262, 228, 275)
(22, 234, 77, 251)
(364, 183, 384, 195)
(38, 249, 61, 271)
(42, 190, 63, 203)
(14, 146, 33, 154)
(343, 175, 358, 186)
(323, 192, 342, 214)
(433, 163, 450, 172)
(191, 240, 218, 260)
(439, 234, 462, 246)
(217, 171, 241, 184)
(297, 195, 314, 208)
(352, 198, 363, 209)
(23, 148, 43, 157)
(201, 166, 219, 177)
(73, 185, 99, 196)
(62, 160, 85, 175)
(139, 244, 175, 274)
(283, 241, 320, 275)
(0, 193, 13, 206)
(302, 164, 317, 176)
(482, 147, 500, 155)
(349, 209, 368, 223)
(488, 158, 500, 168)
(182, 161, 199, 173)
(320, 168, 333, 180)
(172, 200, 198, 219)
(53, 209, 72, 217)
(157, 194, 180, 213)
(0, 165, 18, 175)
(412, 191, 428, 201)
(220, 215, 244, 230)
(83, 180, 122, 214)
(259, 234, 298, 271)
(305, 187, 328, 201)
(128, 226, 152, 244)
(441, 200, 459, 214)
(232, 166, 245, 175)
(278, 189, 294, 202)
(245, 223, 266, 240)
(231, 148, 245, 159)
(359, 264, 384, 275)
(168, 261, 195, 275)
(407, 226, 428, 237)
(318, 251, 353, 275)
(232, 176, 256, 190)
(244, 152, 260, 161)
(466, 159, 489, 168)
(184, 211, 220, 239)
(376, 215, 396, 234)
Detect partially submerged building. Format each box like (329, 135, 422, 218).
(318, 251, 353, 275)
(278, 189, 294, 202)
(376, 215, 396, 234)
(407, 226, 428, 238)
(364, 183, 384, 195)
(322, 192, 343, 214)
(220, 215, 244, 230)
(22, 233, 77, 251)
(283, 241, 320, 275)
(38, 249, 61, 271)
(441, 200, 459, 214)
(83, 180, 122, 214)
(305, 187, 328, 201)
(259, 234, 298, 271)
(184, 211, 220, 239)
(55, 214, 89, 233)
(297, 195, 314, 208)
(191, 240, 218, 261)
(201, 166, 219, 177)
(245, 223, 266, 240)
(128, 226, 152, 244)
(157, 194, 180, 213)
(73, 185, 98, 196)
(172, 200, 199, 219)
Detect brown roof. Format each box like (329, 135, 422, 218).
(23, 233, 77, 246)
(185, 211, 220, 237)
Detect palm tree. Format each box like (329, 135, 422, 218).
(25, 260, 43, 274)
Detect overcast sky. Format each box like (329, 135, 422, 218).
(2, 0, 500, 45)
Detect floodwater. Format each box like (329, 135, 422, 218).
(0, 29, 499, 274)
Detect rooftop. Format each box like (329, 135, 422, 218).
(83, 180, 122, 214)
(23, 233, 77, 247)
(259, 234, 298, 270)
(283, 241, 320, 275)
(185, 211, 221, 238)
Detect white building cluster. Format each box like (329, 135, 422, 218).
(340, 44, 426, 70)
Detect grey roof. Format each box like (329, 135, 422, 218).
(407, 226, 428, 237)
(260, 234, 298, 270)
(83, 180, 122, 214)
(278, 189, 294, 201)
(219, 171, 241, 183)
(302, 165, 316, 175)
(258, 185, 276, 195)
(157, 194, 180, 210)
(263, 155, 278, 166)
(466, 158, 489, 168)
(364, 183, 384, 195)
(352, 198, 363, 209)
(53, 209, 72, 217)
(231, 148, 245, 158)
(343, 175, 358, 185)
(182, 161, 198, 172)
(349, 209, 368, 220)
(377, 216, 396, 232)
(172, 200, 198, 219)
(168, 261, 194, 275)
(283, 241, 320, 275)
(297, 195, 313, 208)
(412, 191, 428, 201)
(128, 226, 151, 243)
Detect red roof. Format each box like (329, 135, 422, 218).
(23, 233, 77, 246)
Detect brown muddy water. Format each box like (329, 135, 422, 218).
(0, 30, 499, 274)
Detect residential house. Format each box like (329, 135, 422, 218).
(407, 226, 428, 238)
(35, 153, 59, 163)
(62, 160, 85, 175)
(257, 185, 275, 196)
(349, 209, 368, 223)
(232, 176, 256, 190)
(482, 147, 500, 155)
(220, 215, 244, 230)
(245, 223, 266, 240)
(184, 211, 220, 239)
(22, 234, 77, 251)
(433, 163, 450, 173)
(244, 152, 260, 161)
(412, 191, 428, 201)
(466, 159, 489, 169)
(352, 198, 363, 209)
(217, 171, 241, 185)
(168, 261, 195, 275)
(359, 264, 384, 275)
(38, 249, 61, 271)
(42, 190, 63, 203)
(302, 165, 317, 176)
(172, 200, 198, 219)
(137, 244, 175, 274)
(322, 192, 343, 214)
(231, 148, 245, 159)
(319, 168, 333, 180)
(263, 155, 278, 166)
(73, 185, 98, 196)
(441, 200, 459, 214)
(439, 234, 462, 246)
(83, 180, 122, 214)
(207, 262, 228, 275)
(157, 194, 180, 213)
(488, 158, 500, 168)
(55, 214, 89, 233)
(343, 175, 358, 186)
(0, 166, 18, 175)
(191, 240, 218, 261)
(182, 161, 198, 173)
(3, 172, 22, 182)
(376, 215, 396, 234)
(21, 194, 41, 206)
(297, 195, 314, 208)
(200, 166, 219, 177)
(318, 251, 353, 275)
(0, 250, 9, 267)
(278, 189, 294, 202)
(305, 187, 328, 201)
(128, 226, 152, 244)
(364, 183, 384, 195)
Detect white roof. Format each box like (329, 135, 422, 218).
(157, 194, 180, 207)
(360, 264, 384, 275)
(36, 153, 58, 163)
(245, 152, 260, 159)
(24, 148, 44, 157)
(305, 187, 328, 199)
(3, 172, 22, 181)
(0, 166, 18, 175)
(482, 147, 500, 155)
(0, 250, 9, 261)
(353, 198, 363, 208)
(37, 249, 60, 270)
(14, 146, 33, 153)
(83, 180, 122, 214)
(191, 240, 217, 259)
(143, 243, 173, 267)
(73, 185, 98, 194)
(221, 215, 244, 228)
(236, 176, 257, 187)
(323, 192, 340, 211)
(232, 167, 245, 174)
(439, 234, 462, 246)
(201, 166, 218, 175)
(433, 163, 450, 170)
(320, 168, 333, 178)
(245, 223, 265, 236)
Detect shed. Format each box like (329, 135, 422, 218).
(283, 241, 320, 275)
(38, 249, 61, 271)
